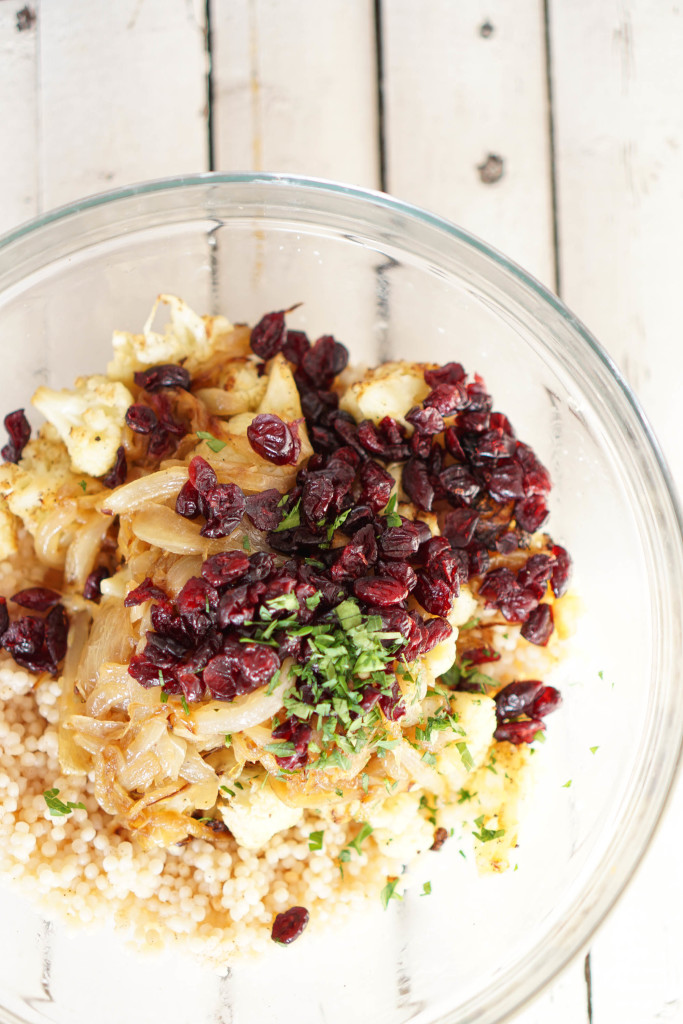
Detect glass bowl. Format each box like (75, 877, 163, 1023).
(0, 174, 681, 1024)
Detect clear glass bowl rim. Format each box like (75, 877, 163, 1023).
(0, 171, 681, 1024)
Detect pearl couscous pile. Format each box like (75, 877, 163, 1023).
(0, 297, 573, 958)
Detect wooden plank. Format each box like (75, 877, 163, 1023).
(550, 1, 683, 1020)
(550, 0, 683, 492)
(0, 1, 39, 233)
(210, 0, 379, 188)
(381, 0, 555, 286)
(38, 0, 209, 211)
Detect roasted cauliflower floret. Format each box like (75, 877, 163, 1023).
(0, 425, 79, 538)
(218, 774, 303, 850)
(340, 362, 431, 429)
(365, 791, 435, 862)
(32, 374, 132, 477)
(436, 692, 497, 791)
(107, 294, 223, 383)
(0, 495, 18, 559)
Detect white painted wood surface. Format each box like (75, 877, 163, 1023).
(0, 0, 681, 1020)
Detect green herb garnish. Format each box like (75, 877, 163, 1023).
(456, 741, 475, 772)
(274, 498, 302, 532)
(43, 788, 86, 818)
(78, 480, 87, 492)
(308, 830, 325, 851)
(196, 430, 227, 453)
(421, 881, 432, 896)
(381, 493, 402, 528)
(380, 878, 402, 909)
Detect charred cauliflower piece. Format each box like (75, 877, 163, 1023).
(0, 425, 81, 540)
(107, 294, 222, 384)
(32, 374, 132, 477)
(218, 773, 303, 850)
(340, 362, 431, 429)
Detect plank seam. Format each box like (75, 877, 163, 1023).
(373, 0, 387, 192)
(543, 0, 561, 296)
(205, 0, 215, 171)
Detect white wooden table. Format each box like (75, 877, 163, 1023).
(1, 1, 682, 1020)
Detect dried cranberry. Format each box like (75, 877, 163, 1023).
(11, 587, 61, 611)
(458, 409, 490, 433)
(439, 464, 480, 505)
(301, 335, 348, 388)
(424, 382, 466, 415)
(357, 420, 385, 456)
(378, 560, 417, 592)
(405, 406, 444, 435)
(2, 616, 44, 659)
(247, 413, 298, 466)
(143, 630, 189, 668)
(467, 544, 490, 577)
(490, 412, 515, 436)
(175, 480, 200, 519)
(479, 568, 538, 622)
(402, 457, 434, 512)
(378, 679, 406, 720)
(200, 484, 246, 538)
(483, 460, 525, 502)
(414, 574, 453, 617)
(204, 642, 280, 700)
(359, 460, 394, 513)
(282, 329, 310, 365)
(102, 446, 127, 488)
(379, 523, 421, 560)
(250, 310, 286, 360)
(0, 597, 8, 636)
(461, 646, 500, 666)
(443, 508, 479, 548)
(428, 548, 466, 590)
(271, 906, 309, 945)
(424, 363, 465, 388)
(342, 505, 375, 535)
(515, 495, 549, 533)
(188, 455, 217, 494)
(494, 681, 544, 721)
(1, 409, 31, 463)
(177, 577, 219, 617)
(151, 601, 189, 643)
(217, 585, 257, 628)
(444, 426, 466, 462)
(201, 551, 250, 588)
(124, 577, 167, 607)
(468, 428, 516, 464)
(242, 552, 275, 583)
(134, 364, 191, 392)
(44, 604, 68, 667)
(128, 655, 174, 688)
(420, 617, 453, 654)
(516, 442, 551, 494)
(125, 404, 158, 434)
(330, 530, 377, 581)
(353, 576, 408, 607)
(431, 827, 449, 851)
(551, 545, 572, 598)
(245, 489, 285, 530)
(495, 719, 545, 744)
(518, 554, 554, 599)
(495, 531, 520, 554)
(302, 475, 335, 523)
(531, 685, 562, 718)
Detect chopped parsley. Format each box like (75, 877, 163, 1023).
(562, 780, 572, 788)
(43, 788, 86, 817)
(274, 498, 302, 532)
(459, 616, 481, 631)
(440, 658, 495, 694)
(78, 480, 87, 492)
(180, 695, 190, 715)
(196, 430, 227, 453)
(472, 815, 505, 843)
(160, 689, 169, 704)
(457, 788, 475, 804)
(308, 830, 325, 851)
(361, 773, 369, 794)
(381, 493, 402, 528)
(380, 878, 402, 909)
(590, 745, 599, 754)
(532, 730, 546, 744)
(421, 881, 432, 896)
(347, 822, 373, 855)
(598, 670, 604, 680)
(242, 535, 251, 552)
(456, 741, 475, 772)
